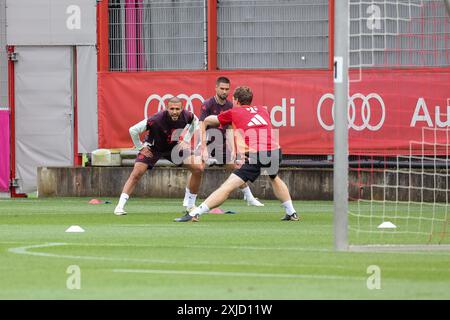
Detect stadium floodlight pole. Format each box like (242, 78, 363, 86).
(333, 0, 349, 251)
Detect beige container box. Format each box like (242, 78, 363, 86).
(91, 149, 121, 166)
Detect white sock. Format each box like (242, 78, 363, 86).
(183, 188, 190, 206)
(241, 186, 255, 201)
(117, 193, 129, 209)
(187, 193, 197, 209)
(189, 203, 210, 217)
(183, 188, 197, 209)
(281, 200, 296, 215)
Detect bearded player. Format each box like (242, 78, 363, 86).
(114, 97, 203, 215)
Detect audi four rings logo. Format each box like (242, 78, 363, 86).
(317, 93, 386, 131)
(144, 93, 205, 117)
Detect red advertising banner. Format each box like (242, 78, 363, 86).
(0, 110, 10, 192)
(98, 69, 450, 155)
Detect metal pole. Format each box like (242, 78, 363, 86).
(334, 0, 349, 251)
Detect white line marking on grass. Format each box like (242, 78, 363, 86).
(51, 241, 450, 257)
(6, 241, 450, 257)
(69, 242, 332, 253)
(7, 243, 336, 268)
(8, 242, 450, 276)
(8, 243, 68, 256)
(7, 243, 179, 264)
(6, 241, 330, 253)
(6, 242, 343, 270)
(112, 268, 364, 281)
(7, 243, 347, 270)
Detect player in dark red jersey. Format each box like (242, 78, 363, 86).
(114, 97, 203, 215)
(174, 86, 299, 222)
(196, 76, 263, 207)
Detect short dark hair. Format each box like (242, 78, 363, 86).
(167, 96, 182, 106)
(216, 76, 230, 86)
(233, 86, 253, 105)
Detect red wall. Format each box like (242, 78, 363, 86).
(98, 68, 450, 155)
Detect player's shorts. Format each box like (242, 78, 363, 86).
(135, 144, 194, 169)
(233, 149, 283, 183)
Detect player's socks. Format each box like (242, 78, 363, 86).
(183, 188, 197, 209)
(242, 186, 264, 206)
(281, 200, 296, 215)
(241, 186, 255, 201)
(187, 194, 197, 210)
(189, 203, 209, 217)
(182, 188, 190, 206)
(116, 193, 129, 210)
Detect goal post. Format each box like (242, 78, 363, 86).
(334, 0, 450, 251)
(334, 0, 349, 251)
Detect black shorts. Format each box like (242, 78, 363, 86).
(135, 144, 193, 169)
(233, 149, 282, 183)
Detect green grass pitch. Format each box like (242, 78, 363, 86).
(0, 197, 449, 299)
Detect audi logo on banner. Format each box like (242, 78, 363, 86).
(144, 93, 205, 118)
(317, 93, 386, 131)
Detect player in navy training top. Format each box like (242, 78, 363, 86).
(114, 97, 203, 215)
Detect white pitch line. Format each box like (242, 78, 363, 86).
(5, 240, 450, 257)
(112, 268, 364, 281)
(7, 243, 184, 264)
(64, 240, 450, 256)
(63, 242, 333, 253)
(6, 242, 356, 270)
(8, 242, 67, 255)
(7, 242, 450, 275)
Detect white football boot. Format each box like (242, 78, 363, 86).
(244, 195, 265, 207)
(114, 207, 127, 216)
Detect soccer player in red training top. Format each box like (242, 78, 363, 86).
(114, 97, 203, 215)
(196, 76, 264, 207)
(174, 86, 299, 222)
